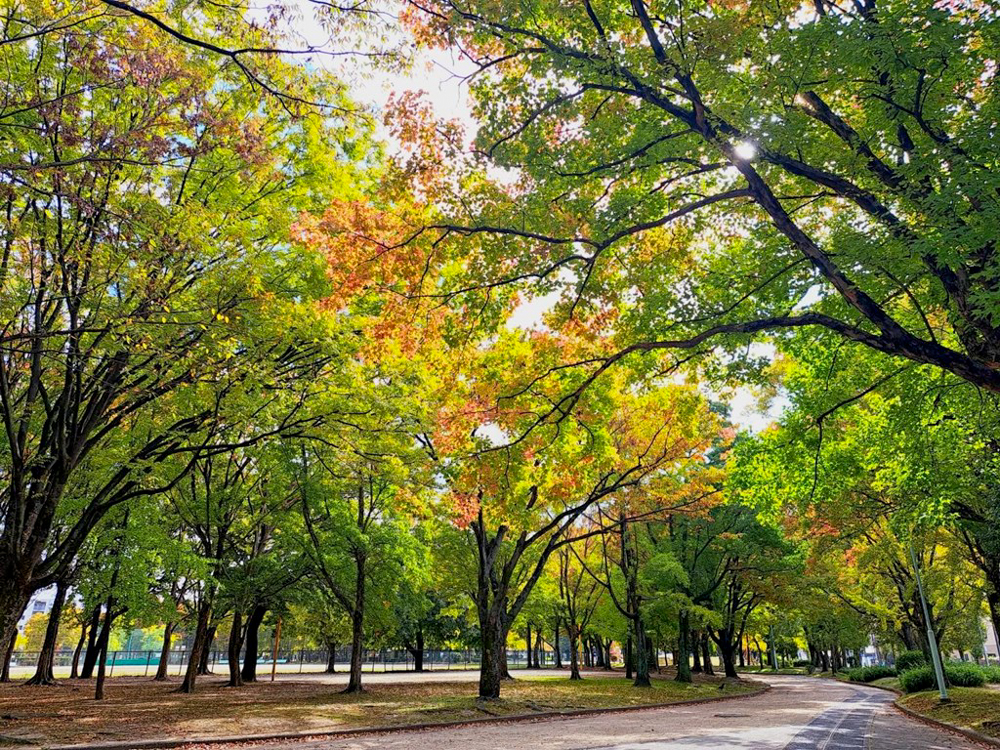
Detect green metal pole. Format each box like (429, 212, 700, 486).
(909, 541, 949, 702)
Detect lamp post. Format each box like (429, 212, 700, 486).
(908, 541, 949, 702)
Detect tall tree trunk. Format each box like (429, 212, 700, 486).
(70, 621, 88, 679)
(625, 635, 633, 680)
(94, 596, 116, 700)
(26, 579, 68, 686)
(691, 629, 703, 673)
(197, 623, 216, 675)
(411, 629, 424, 672)
(227, 610, 243, 687)
(533, 630, 542, 668)
(478, 609, 508, 699)
(675, 613, 692, 683)
(632, 619, 651, 688)
(325, 641, 337, 673)
(702, 632, 714, 676)
(0, 627, 16, 683)
(241, 604, 266, 682)
(0, 585, 30, 670)
(604, 640, 612, 670)
(344, 551, 366, 694)
(568, 621, 582, 680)
(180, 598, 213, 693)
(80, 605, 102, 679)
(554, 621, 562, 668)
(717, 631, 739, 679)
(524, 623, 532, 668)
(154, 622, 174, 681)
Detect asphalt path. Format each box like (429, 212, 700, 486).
(237, 675, 981, 750)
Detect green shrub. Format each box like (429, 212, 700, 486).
(846, 665, 896, 683)
(982, 665, 1000, 683)
(863, 665, 897, 682)
(899, 665, 935, 693)
(896, 650, 926, 672)
(793, 659, 812, 668)
(946, 662, 986, 687)
(898, 663, 987, 693)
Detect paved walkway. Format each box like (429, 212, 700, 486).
(233, 675, 979, 750)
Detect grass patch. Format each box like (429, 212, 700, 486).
(872, 677, 900, 691)
(739, 666, 810, 675)
(0, 672, 759, 746)
(899, 687, 1000, 739)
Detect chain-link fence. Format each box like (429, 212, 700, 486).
(9, 646, 567, 677)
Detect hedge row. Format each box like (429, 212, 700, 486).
(845, 665, 897, 683)
(897, 661, 1000, 693)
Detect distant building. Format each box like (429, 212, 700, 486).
(984, 617, 999, 662)
(16, 586, 56, 634)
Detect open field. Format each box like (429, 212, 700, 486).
(0, 671, 754, 747)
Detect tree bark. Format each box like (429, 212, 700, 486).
(691, 629, 703, 673)
(631, 619, 651, 687)
(154, 622, 174, 681)
(410, 629, 424, 672)
(241, 604, 266, 682)
(70, 621, 87, 679)
(80, 605, 102, 679)
(94, 596, 116, 700)
(0, 627, 16, 683)
(568, 620, 582, 680)
(343, 550, 366, 694)
(197, 623, 216, 675)
(553, 621, 562, 668)
(701, 632, 714, 676)
(26, 578, 68, 686)
(719, 636, 739, 678)
(478, 610, 508, 699)
(180, 598, 212, 693)
(227, 610, 243, 687)
(325, 641, 337, 673)
(675, 613, 692, 683)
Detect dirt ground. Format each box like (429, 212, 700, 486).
(0, 669, 753, 747)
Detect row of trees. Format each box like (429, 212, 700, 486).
(4, 0, 1000, 707)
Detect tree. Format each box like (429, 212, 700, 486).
(348, 0, 1000, 426)
(558, 540, 603, 680)
(428, 329, 724, 698)
(300, 447, 417, 694)
(0, 0, 363, 649)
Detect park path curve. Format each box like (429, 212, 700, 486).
(232, 675, 981, 750)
